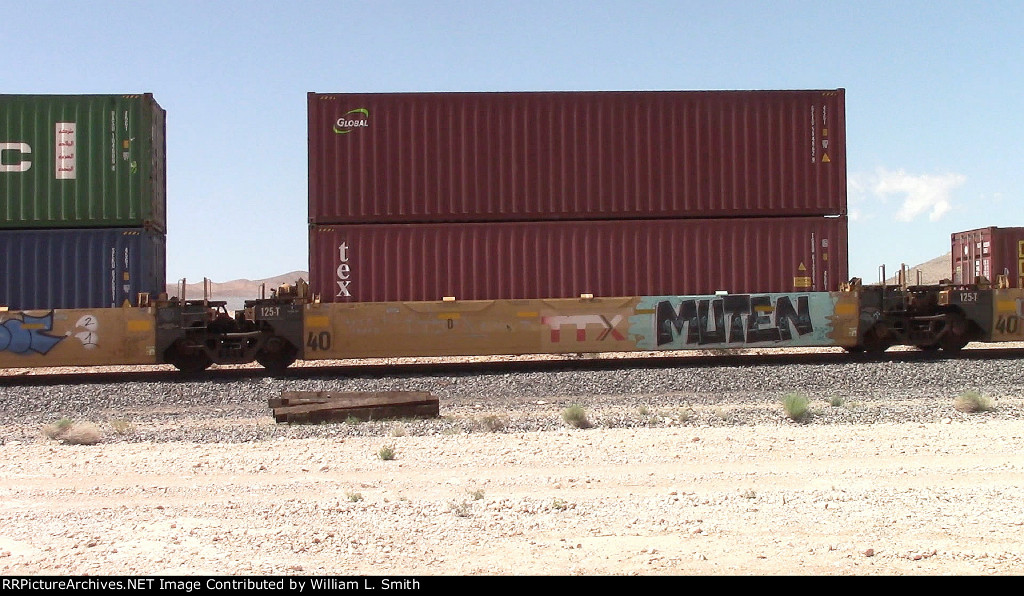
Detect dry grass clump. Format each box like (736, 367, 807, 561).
(41, 417, 74, 440)
(378, 444, 397, 460)
(561, 404, 591, 429)
(42, 418, 103, 445)
(782, 392, 810, 422)
(449, 500, 472, 517)
(110, 419, 135, 436)
(954, 390, 993, 413)
(476, 414, 506, 432)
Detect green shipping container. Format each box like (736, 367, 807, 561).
(0, 94, 165, 231)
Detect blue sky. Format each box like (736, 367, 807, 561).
(4, 1, 1023, 285)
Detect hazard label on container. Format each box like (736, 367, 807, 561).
(794, 277, 812, 288)
(55, 122, 77, 180)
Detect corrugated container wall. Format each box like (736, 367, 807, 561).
(309, 216, 848, 302)
(0, 94, 166, 231)
(952, 227, 1024, 286)
(0, 228, 166, 310)
(308, 90, 846, 224)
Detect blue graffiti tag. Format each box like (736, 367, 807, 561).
(631, 293, 838, 350)
(0, 312, 65, 355)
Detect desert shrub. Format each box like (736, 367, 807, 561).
(42, 418, 102, 444)
(110, 419, 135, 435)
(954, 390, 993, 413)
(782, 392, 810, 422)
(477, 415, 506, 432)
(43, 421, 103, 445)
(378, 444, 396, 461)
(662, 407, 692, 424)
(42, 417, 74, 440)
(62, 422, 102, 445)
(561, 404, 591, 429)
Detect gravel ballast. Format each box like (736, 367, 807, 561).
(1, 351, 1023, 575)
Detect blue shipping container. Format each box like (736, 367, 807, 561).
(0, 228, 165, 310)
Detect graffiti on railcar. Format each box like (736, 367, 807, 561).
(631, 293, 838, 350)
(0, 311, 104, 357)
(540, 314, 627, 343)
(71, 314, 100, 349)
(0, 311, 66, 355)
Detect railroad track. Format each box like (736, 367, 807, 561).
(3, 346, 1023, 387)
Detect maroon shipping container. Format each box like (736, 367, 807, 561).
(308, 90, 847, 224)
(951, 227, 1024, 286)
(309, 217, 848, 302)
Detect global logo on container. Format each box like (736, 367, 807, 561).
(334, 109, 369, 134)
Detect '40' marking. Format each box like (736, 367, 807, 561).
(995, 314, 1022, 336)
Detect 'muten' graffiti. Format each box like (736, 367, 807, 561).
(652, 294, 815, 347)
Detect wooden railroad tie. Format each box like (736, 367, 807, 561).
(269, 390, 439, 424)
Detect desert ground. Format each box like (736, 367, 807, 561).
(1, 350, 1023, 576)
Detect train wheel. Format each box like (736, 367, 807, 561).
(166, 340, 212, 374)
(862, 325, 891, 354)
(256, 336, 298, 373)
(940, 314, 970, 353)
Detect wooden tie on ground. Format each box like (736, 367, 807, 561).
(269, 390, 439, 424)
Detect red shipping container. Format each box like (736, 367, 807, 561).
(309, 217, 848, 302)
(308, 90, 846, 224)
(951, 227, 1024, 286)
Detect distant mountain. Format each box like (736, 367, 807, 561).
(882, 253, 951, 285)
(165, 271, 309, 302)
